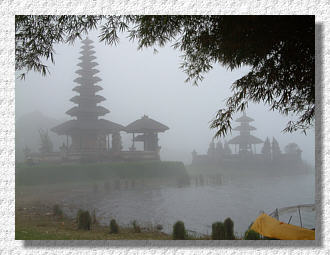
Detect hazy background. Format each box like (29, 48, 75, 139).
(15, 30, 315, 165)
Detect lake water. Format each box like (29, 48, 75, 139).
(63, 173, 315, 236)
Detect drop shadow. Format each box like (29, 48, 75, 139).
(314, 22, 323, 247)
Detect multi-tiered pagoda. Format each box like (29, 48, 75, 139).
(228, 112, 263, 154)
(52, 38, 124, 154)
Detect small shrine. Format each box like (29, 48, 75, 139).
(125, 115, 169, 159)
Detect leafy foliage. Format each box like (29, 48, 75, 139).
(172, 221, 186, 240)
(244, 229, 261, 240)
(52, 204, 63, 218)
(211, 221, 225, 240)
(284, 142, 301, 154)
(78, 210, 92, 230)
(16, 15, 314, 135)
(224, 217, 235, 240)
(131, 220, 141, 233)
(38, 129, 53, 154)
(261, 137, 271, 158)
(109, 219, 119, 234)
(76, 209, 83, 223)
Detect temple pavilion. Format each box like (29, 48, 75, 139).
(126, 115, 169, 155)
(228, 112, 263, 154)
(51, 38, 125, 154)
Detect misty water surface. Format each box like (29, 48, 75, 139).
(62, 173, 315, 236)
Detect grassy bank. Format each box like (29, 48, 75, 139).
(16, 161, 189, 186)
(16, 202, 212, 240)
(16, 205, 172, 240)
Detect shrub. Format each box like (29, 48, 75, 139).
(132, 220, 141, 233)
(76, 209, 83, 223)
(78, 210, 91, 230)
(224, 218, 235, 240)
(172, 221, 186, 240)
(109, 219, 119, 234)
(156, 224, 163, 231)
(52, 204, 63, 218)
(91, 209, 97, 224)
(211, 222, 225, 240)
(244, 229, 261, 240)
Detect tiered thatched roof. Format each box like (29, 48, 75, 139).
(228, 112, 263, 145)
(52, 38, 124, 135)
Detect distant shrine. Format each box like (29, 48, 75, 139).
(228, 112, 263, 154)
(41, 38, 168, 163)
(191, 112, 303, 167)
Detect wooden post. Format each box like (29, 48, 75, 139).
(298, 206, 302, 227)
(107, 134, 110, 151)
(143, 133, 146, 151)
(155, 133, 159, 152)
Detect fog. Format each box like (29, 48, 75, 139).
(15, 30, 316, 238)
(15, 30, 314, 166)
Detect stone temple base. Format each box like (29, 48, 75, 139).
(25, 150, 161, 164)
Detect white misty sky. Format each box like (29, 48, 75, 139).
(16, 30, 315, 164)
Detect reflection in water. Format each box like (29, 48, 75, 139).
(63, 174, 315, 236)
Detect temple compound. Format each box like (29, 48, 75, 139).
(48, 38, 169, 162)
(191, 112, 303, 169)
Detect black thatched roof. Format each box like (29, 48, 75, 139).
(125, 115, 169, 133)
(51, 119, 125, 135)
(228, 135, 263, 145)
(235, 115, 254, 122)
(232, 125, 256, 131)
(70, 95, 105, 104)
(82, 38, 93, 44)
(72, 85, 102, 94)
(66, 106, 109, 117)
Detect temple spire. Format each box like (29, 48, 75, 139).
(51, 38, 125, 153)
(228, 112, 263, 154)
(67, 38, 109, 120)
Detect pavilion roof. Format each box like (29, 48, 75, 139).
(82, 38, 93, 44)
(75, 68, 100, 76)
(74, 76, 102, 84)
(125, 115, 169, 133)
(66, 106, 110, 117)
(235, 115, 254, 122)
(51, 119, 125, 135)
(72, 85, 102, 93)
(70, 94, 106, 104)
(228, 134, 263, 145)
(233, 125, 256, 131)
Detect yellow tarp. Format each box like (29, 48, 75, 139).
(250, 213, 315, 240)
